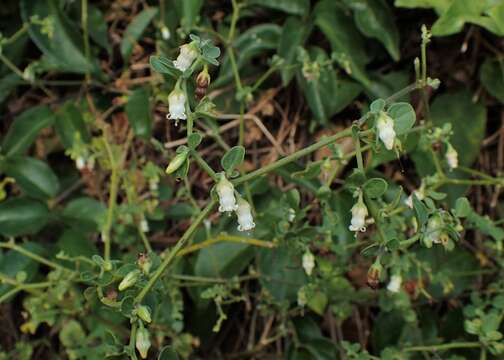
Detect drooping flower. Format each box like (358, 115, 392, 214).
(167, 89, 187, 121)
(376, 112, 396, 150)
(349, 195, 368, 232)
(216, 175, 238, 213)
(173, 43, 199, 72)
(446, 143, 458, 170)
(135, 324, 151, 359)
(236, 197, 255, 231)
(387, 275, 402, 293)
(405, 185, 426, 209)
(302, 251, 315, 276)
(161, 26, 170, 40)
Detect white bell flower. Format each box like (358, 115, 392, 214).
(167, 89, 186, 120)
(387, 275, 402, 293)
(405, 187, 425, 209)
(173, 43, 199, 72)
(446, 143, 458, 170)
(161, 26, 170, 40)
(216, 175, 238, 213)
(236, 197, 255, 231)
(302, 251, 315, 276)
(349, 197, 368, 232)
(377, 112, 396, 150)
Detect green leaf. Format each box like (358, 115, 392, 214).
(55, 102, 90, 149)
(87, 5, 111, 53)
(126, 87, 152, 139)
(158, 346, 181, 360)
(454, 197, 471, 218)
(0, 73, 23, 105)
(277, 17, 310, 86)
(194, 241, 254, 278)
(149, 56, 182, 78)
(3, 156, 60, 200)
(2, 105, 55, 157)
(120, 7, 158, 62)
(343, 0, 400, 61)
(307, 291, 328, 315)
(221, 146, 245, 173)
(248, 0, 310, 15)
(175, 0, 203, 30)
(412, 194, 428, 227)
(480, 58, 504, 103)
(214, 24, 281, 87)
(187, 133, 202, 149)
(258, 245, 306, 302)
(388, 102, 416, 135)
(62, 197, 106, 232)
(20, 0, 99, 75)
(0, 198, 49, 237)
(0, 242, 45, 298)
(394, 0, 452, 14)
(363, 178, 388, 199)
(370, 99, 386, 113)
(58, 229, 98, 258)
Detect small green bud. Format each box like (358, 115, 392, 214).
(118, 270, 141, 291)
(137, 253, 152, 275)
(165, 150, 188, 174)
(103, 260, 113, 272)
(135, 324, 151, 359)
(136, 305, 152, 323)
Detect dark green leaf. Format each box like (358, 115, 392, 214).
(58, 229, 98, 258)
(87, 5, 111, 52)
(175, 0, 203, 30)
(454, 197, 471, 218)
(221, 146, 245, 173)
(158, 346, 180, 360)
(149, 56, 182, 78)
(248, 0, 310, 15)
(370, 99, 386, 112)
(363, 178, 388, 198)
(0, 198, 49, 237)
(126, 87, 152, 139)
(20, 0, 100, 75)
(388, 102, 416, 135)
(3, 156, 60, 200)
(412, 194, 428, 227)
(120, 7, 158, 62)
(344, 0, 400, 61)
(480, 58, 504, 103)
(277, 17, 310, 86)
(187, 133, 202, 149)
(0, 73, 23, 105)
(194, 241, 254, 278)
(55, 102, 90, 149)
(62, 197, 106, 232)
(2, 105, 55, 157)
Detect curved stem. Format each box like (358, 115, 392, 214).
(404, 341, 481, 352)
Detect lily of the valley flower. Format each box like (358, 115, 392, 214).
(387, 274, 402, 293)
(349, 195, 368, 232)
(446, 143, 458, 170)
(302, 251, 315, 276)
(377, 112, 396, 150)
(167, 89, 187, 121)
(216, 175, 238, 213)
(135, 324, 151, 359)
(173, 43, 199, 72)
(236, 197, 255, 231)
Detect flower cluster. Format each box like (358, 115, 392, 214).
(216, 175, 255, 232)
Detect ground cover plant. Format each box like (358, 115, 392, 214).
(0, 0, 504, 359)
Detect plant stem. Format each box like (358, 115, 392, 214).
(404, 341, 481, 352)
(177, 235, 276, 256)
(102, 140, 120, 263)
(0, 242, 70, 272)
(191, 150, 218, 180)
(233, 128, 352, 186)
(82, 0, 91, 83)
(135, 199, 217, 304)
(353, 127, 365, 173)
(238, 102, 245, 147)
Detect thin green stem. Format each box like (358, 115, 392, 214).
(81, 0, 91, 83)
(233, 128, 353, 186)
(138, 227, 153, 253)
(0, 242, 70, 272)
(128, 322, 138, 359)
(238, 102, 245, 147)
(3, 23, 29, 45)
(404, 341, 481, 352)
(177, 234, 276, 256)
(102, 140, 120, 263)
(191, 150, 218, 181)
(353, 127, 365, 173)
(135, 199, 217, 304)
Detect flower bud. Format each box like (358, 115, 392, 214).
(423, 214, 443, 248)
(302, 251, 315, 276)
(173, 43, 199, 72)
(236, 197, 255, 231)
(195, 69, 211, 100)
(161, 26, 170, 40)
(349, 196, 368, 232)
(167, 89, 187, 121)
(445, 143, 458, 170)
(216, 175, 238, 213)
(137, 253, 152, 275)
(165, 150, 189, 174)
(136, 305, 152, 323)
(118, 270, 141, 291)
(367, 260, 382, 289)
(387, 274, 402, 293)
(135, 324, 151, 359)
(376, 112, 396, 150)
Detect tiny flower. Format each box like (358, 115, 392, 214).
(140, 219, 149, 233)
(236, 197, 255, 231)
(173, 43, 199, 72)
(136, 305, 152, 323)
(118, 270, 141, 291)
(367, 260, 382, 289)
(135, 324, 151, 359)
(349, 196, 368, 232)
(302, 251, 315, 276)
(376, 112, 396, 150)
(76, 157, 85, 170)
(387, 275, 402, 293)
(161, 26, 170, 40)
(216, 175, 238, 213)
(446, 143, 458, 170)
(167, 89, 187, 121)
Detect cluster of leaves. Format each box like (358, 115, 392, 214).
(0, 0, 503, 359)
